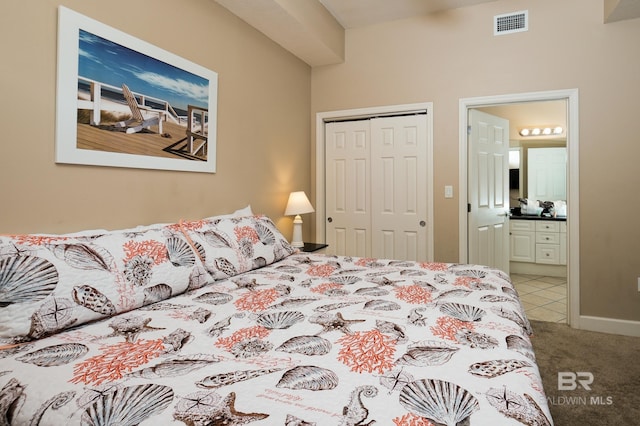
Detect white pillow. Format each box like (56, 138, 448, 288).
(199, 205, 255, 223)
(233, 205, 253, 217)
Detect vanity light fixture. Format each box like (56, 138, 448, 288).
(519, 126, 563, 137)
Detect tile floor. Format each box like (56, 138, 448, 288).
(511, 274, 567, 323)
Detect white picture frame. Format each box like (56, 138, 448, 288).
(55, 6, 217, 173)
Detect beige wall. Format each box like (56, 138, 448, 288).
(311, 0, 640, 322)
(0, 0, 311, 240)
(2, 0, 639, 324)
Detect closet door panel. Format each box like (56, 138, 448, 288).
(325, 121, 371, 257)
(370, 115, 428, 261)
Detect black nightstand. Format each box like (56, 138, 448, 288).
(301, 242, 328, 253)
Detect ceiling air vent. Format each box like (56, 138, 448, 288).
(494, 10, 528, 36)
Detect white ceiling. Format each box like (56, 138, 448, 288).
(317, 0, 640, 28)
(318, 0, 499, 29)
(214, 0, 640, 66)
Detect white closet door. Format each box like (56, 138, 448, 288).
(325, 114, 430, 261)
(325, 120, 371, 257)
(370, 115, 428, 261)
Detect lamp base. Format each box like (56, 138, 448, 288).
(291, 214, 304, 248)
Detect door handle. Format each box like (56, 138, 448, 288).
(497, 212, 509, 217)
(327, 217, 333, 223)
(419, 221, 426, 227)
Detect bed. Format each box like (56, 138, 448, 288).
(0, 213, 553, 425)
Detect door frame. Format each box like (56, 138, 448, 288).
(315, 102, 434, 261)
(458, 89, 580, 328)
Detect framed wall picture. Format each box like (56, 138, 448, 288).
(55, 6, 217, 173)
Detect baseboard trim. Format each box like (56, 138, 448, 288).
(576, 315, 640, 337)
(510, 262, 567, 277)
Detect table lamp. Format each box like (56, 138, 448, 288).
(284, 191, 315, 248)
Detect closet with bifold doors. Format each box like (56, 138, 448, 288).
(324, 112, 430, 261)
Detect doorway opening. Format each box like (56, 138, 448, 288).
(459, 89, 580, 327)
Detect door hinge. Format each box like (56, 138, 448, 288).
(467, 125, 471, 135)
(468, 203, 471, 213)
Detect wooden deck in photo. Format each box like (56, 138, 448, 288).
(76, 120, 207, 161)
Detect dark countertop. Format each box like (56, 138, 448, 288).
(510, 215, 567, 221)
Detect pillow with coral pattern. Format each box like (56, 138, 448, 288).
(180, 214, 297, 281)
(0, 224, 213, 342)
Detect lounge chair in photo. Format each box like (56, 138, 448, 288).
(114, 84, 164, 134)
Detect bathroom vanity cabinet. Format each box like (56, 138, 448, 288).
(510, 217, 567, 277)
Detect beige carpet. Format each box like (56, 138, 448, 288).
(529, 320, 640, 425)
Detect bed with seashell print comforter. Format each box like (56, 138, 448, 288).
(0, 215, 553, 425)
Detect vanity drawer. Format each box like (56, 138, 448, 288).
(536, 243, 560, 264)
(510, 220, 536, 232)
(535, 221, 560, 232)
(536, 232, 560, 244)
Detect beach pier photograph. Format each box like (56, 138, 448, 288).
(56, 6, 217, 173)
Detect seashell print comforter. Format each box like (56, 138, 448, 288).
(0, 254, 553, 425)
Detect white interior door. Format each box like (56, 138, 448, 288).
(468, 109, 510, 273)
(325, 120, 371, 257)
(370, 115, 428, 261)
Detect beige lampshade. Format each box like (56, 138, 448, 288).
(284, 191, 314, 216)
